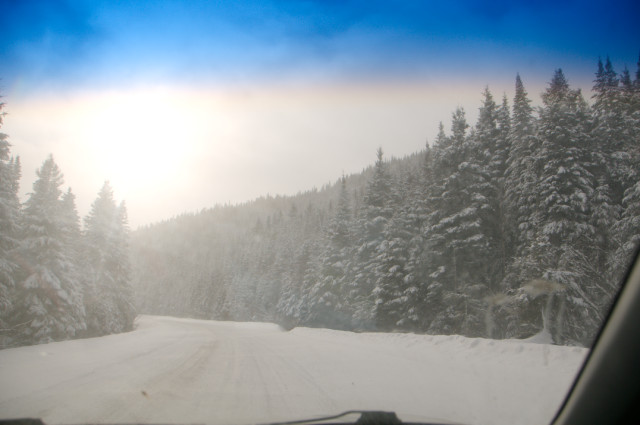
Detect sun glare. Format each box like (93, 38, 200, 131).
(80, 87, 210, 198)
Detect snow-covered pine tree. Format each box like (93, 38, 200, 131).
(14, 156, 86, 344)
(84, 182, 136, 336)
(306, 176, 355, 329)
(503, 74, 540, 263)
(424, 108, 482, 335)
(499, 74, 545, 338)
(363, 148, 394, 220)
(276, 239, 319, 327)
(60, 189, 83, 262)
(495, 93, 512, 262)
(428, 88, 508, 337)
(407, 143, 439, 329)
(372, 168, 424, 331)
(330, 176, 352, 248)
(454, 88, 506, 335)
(589, 58, 631, 286)
(529, 69, 601, 345)
(395, 148, 435, 331)
(350, 148, 394, 329)
(633, 53, 640, 109)
(114, 201, 136, 323)
(619, 65, 640, 118)
(591, 58, 626, 198)
(612, 179, 640, 278)
(0, 99, 23, 343)
(607, 56, 640, 283)
(59, 188, 87, 331)
(478, 88, 510, 291)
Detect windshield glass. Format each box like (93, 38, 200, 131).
(1, 2, 640, 425)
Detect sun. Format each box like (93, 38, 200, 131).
(81, 87, 206, 199)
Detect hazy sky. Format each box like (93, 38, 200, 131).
(1, 0, 639, 227)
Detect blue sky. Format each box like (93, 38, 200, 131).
(3, 0, 639, 91)
(1, 0, 639, 226)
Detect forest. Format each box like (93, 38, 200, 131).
(1, 56, 639, 348)
(132, 59, 640, 347)
(0, 137, 135, 346)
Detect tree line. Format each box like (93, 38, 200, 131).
(0, 103, 135, 347)
(132, 56, 640, 346)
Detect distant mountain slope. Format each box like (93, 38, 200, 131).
(131, 61, 640, 346)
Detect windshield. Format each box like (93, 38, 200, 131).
(1, 2, 640, 425)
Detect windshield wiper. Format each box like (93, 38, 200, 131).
(262, 410, 454, 425)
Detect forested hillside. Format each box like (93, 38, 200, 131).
(0, 102, 136, 347)
(132, 58, 640, 346)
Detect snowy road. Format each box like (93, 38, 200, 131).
(0, 316, 587, 425)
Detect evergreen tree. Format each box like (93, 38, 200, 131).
(363, 148, 393, 219)
(612, 179, 640, 281)
(84, 182, 136, 335)
(592, 57, 627, 195)
(350, 148, 394, 329)
(424, 108, 487, 335)
(497, 75, 547, 336)
(501, 73, 543, 315)
(477, 88, 510, 290)
(607, 57, 640, 278)
(504, 74, 539, 259)
(14, 156, 86, 344)
(633, 53, 640, 109)
(530, 69, 601, 344)
(277, 240, 319, 327)
(329, 176, 352, 248)
(0, 99, 22, 340)
(537, 70, 595, 250)
(373, 169, 424, 330)
(60, 189, 82, 254)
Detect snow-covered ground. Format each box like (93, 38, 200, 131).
(0, 315, 587, 425)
